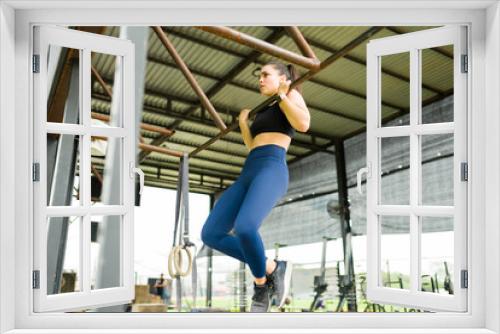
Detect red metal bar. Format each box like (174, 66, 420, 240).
(91, 66, 114, 98)
(284, 27, 318, 60)
(195, 26, 321, 71)
(139, 142, 184, 158)
(91, 164, 103, 184)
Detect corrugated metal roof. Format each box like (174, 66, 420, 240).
(88, 26, 453, 195)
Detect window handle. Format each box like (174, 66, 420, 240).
(130, 162, 145, 195)
(357, 162, 371, 195)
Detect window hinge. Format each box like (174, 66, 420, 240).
(32, 270, 40, 289)
(461, 162, 468, 181)
(461, 269, 468, 289)
(32, 163, 40, 182)
(461, 54, 468, 73)
(32, 54, 40, 73)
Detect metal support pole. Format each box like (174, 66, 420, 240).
(206, 194, 215, 308)
(334, 138, 357, 312)
(46, 58, 80, 295)
(239, 261, 247, 312)
(319, 236, 331, 284)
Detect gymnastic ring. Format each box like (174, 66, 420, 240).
(168, 245, 192, 278)
(174, 246, 192, 276)
(167, 246, 181, 278)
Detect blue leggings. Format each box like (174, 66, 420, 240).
(200, 144, 289, 278)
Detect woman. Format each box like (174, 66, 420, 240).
(201, 60, 310, 312)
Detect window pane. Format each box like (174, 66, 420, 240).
(380, 215, 410, 290)
(47, 216, 81, 294)
(46, 134, 81, 206)
(421, 45, 454, 124)
(91, 215, 123, 290)
(380, 136, 410, 205)
(91, 52, 123, 128)
(46, 46, 81, 124)
(380, 52, 410, 127)
(91, 136, 123, 206)
(421, 134, 454, 206)
(420, 216, 454, 295)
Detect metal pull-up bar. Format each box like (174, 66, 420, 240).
(195, 26, 321, 70)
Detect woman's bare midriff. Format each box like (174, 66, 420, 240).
(250, 132, 291, 152)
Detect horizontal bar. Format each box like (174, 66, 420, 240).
(45, 205, 127, 217)
(374, 123, 454, 137)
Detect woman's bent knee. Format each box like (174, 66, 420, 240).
(201, 224, 214, 246)
(201, 223, 225, 249)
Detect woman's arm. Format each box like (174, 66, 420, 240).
(278, 89, 310, 132)
(239, 109, 254, 150)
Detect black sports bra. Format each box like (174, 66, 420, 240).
(249, 101, 296, 138)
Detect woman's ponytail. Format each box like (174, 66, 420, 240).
(286, 64, 302, 94)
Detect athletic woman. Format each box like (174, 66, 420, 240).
(201, 60, 310, 312)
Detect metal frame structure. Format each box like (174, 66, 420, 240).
(91, 26, 386, 194)
(85, 25, 455, 196)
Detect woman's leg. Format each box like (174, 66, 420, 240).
(200, 175, 278, 268)
(200, 178, 249, 263)
(232, 161, 289, 280)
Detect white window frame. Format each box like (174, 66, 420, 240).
(1, 2, 499, 334)
(365, 25, 468, 312)
(32, 25, 136, 312)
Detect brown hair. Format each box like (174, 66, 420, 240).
(265, 60, 302, 94)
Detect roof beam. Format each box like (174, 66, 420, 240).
(145, 177, 224, 194)
(141, 159, 240, 180)
(141, 161, 239, 181)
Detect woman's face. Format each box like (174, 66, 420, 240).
(259, 64, 286, 96)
